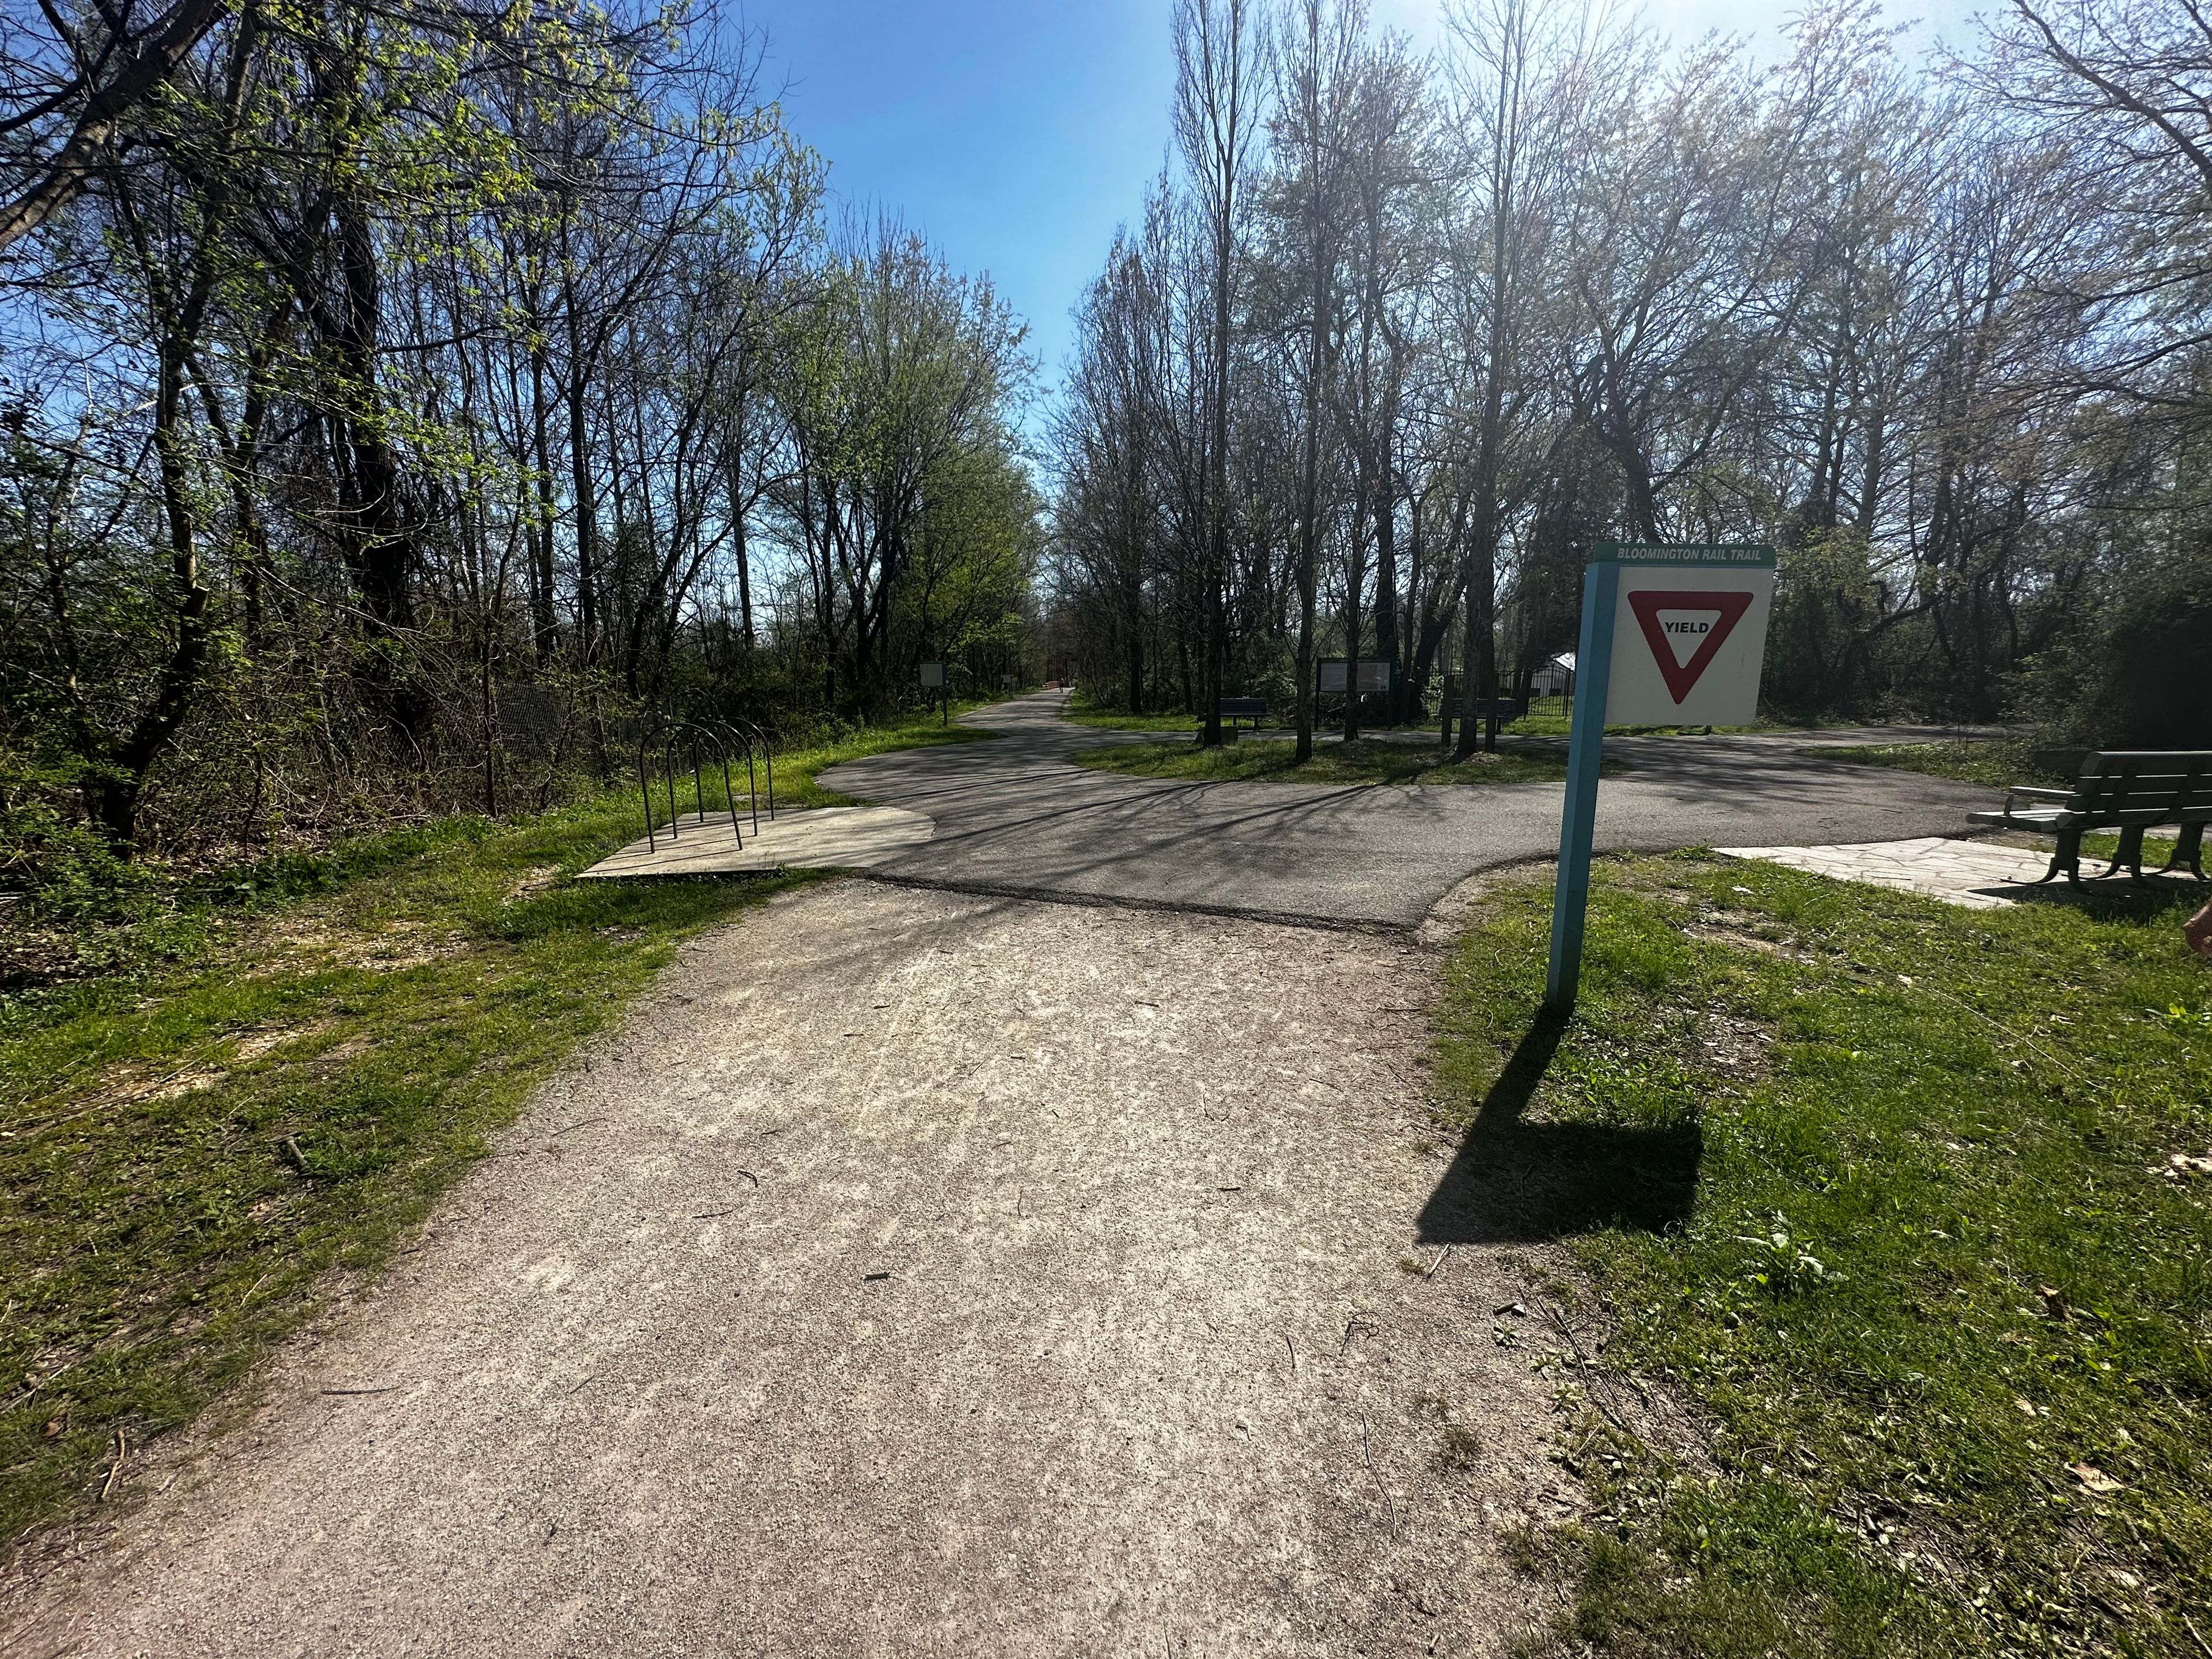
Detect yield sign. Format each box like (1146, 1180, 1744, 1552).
(1626, 589, 1755, 704)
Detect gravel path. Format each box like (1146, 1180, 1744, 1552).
(5, 882, 1580, 1658)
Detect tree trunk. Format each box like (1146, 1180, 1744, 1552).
(528, 338, 559, 659)
(1373, 454, 1399, 726)
(726, 419, 755, 649)
(1202, 205, 1232, 747)
(1294, 231, 1327, 764)
(335, 199, 412, 639)
(565, 287, 600, 664)
(1343, 457, 1367, 743)
(86, 331, 212, 848)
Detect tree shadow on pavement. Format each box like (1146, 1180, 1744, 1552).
(1415, 1008, 1702, 1244)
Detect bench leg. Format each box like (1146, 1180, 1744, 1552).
(2107, 825, 2148, 882)
(2160, 820, 2206, 880)
(2037, 828, 2084, 887)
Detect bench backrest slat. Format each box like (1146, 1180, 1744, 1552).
(2071, 751, 2212, 816)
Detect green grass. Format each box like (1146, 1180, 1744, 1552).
(0, 713, 987, 1548)
(1820, 741, 2064, 791)
(744, 711, 988, 807)
(1059, 702, 1204, 732)
(1071, 737, 1587, 786)
(1432, 855, 2211, 1657)
(1494, 692, 1791, 737)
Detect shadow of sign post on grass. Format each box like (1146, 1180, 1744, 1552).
(1438, 544, 1771, 1237)
(1415, 1006, 1704, 1245)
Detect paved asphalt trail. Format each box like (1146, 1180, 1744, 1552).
(1, 697, 1991, 1657)
(823, 692, 1997, 927)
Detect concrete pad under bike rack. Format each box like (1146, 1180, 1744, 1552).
(577, 806, 934, 879)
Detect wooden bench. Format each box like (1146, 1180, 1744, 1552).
(1969, 750, 2212, 884)
(1214, 696, 1269, 735)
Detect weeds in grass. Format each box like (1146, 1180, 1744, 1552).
(1436, 855, 2211, 1657)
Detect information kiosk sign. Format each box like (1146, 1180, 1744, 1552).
(1317, 658, 1392, 695)
(1545, 544, 1775, 1010)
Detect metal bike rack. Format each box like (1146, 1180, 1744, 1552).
(717, 718, 776, 822)
(708, 720, 763, 835)
(636, 720, 745, 853)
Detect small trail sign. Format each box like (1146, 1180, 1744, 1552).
(1545, 543, 1775, 1010)
(1606, 548, 1774, 726)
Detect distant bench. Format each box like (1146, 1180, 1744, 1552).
(1969, 750, 2211, 884)
(1214, 697, 1269, 735)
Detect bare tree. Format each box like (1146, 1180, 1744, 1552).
(1269, 0, 1362, 758)
(1173, 0, 1264, 745)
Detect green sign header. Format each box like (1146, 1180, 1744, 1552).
(1593, 541, 1775, 567)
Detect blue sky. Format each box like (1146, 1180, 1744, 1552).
(734, 0, 1990, 414)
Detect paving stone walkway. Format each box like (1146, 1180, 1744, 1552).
(1716, 835, 2069, 908)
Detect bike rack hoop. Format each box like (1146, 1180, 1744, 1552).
(637, 719, 745, 853)
(717, 718, 777, 821)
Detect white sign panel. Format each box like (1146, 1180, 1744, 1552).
(1606, 562, 1774, 726)
(1318, 658, 1391, 695)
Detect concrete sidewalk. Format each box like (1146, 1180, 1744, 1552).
(577, 806, 934, 878)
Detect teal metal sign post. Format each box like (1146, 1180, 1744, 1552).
(1545, 559, 1619, 1012)
(1544, 543, 1777, 1012)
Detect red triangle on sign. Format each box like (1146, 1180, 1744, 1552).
(1626, 589, 1755, 704)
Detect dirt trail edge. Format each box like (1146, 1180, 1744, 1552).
(3, 880, 1579, 1658)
